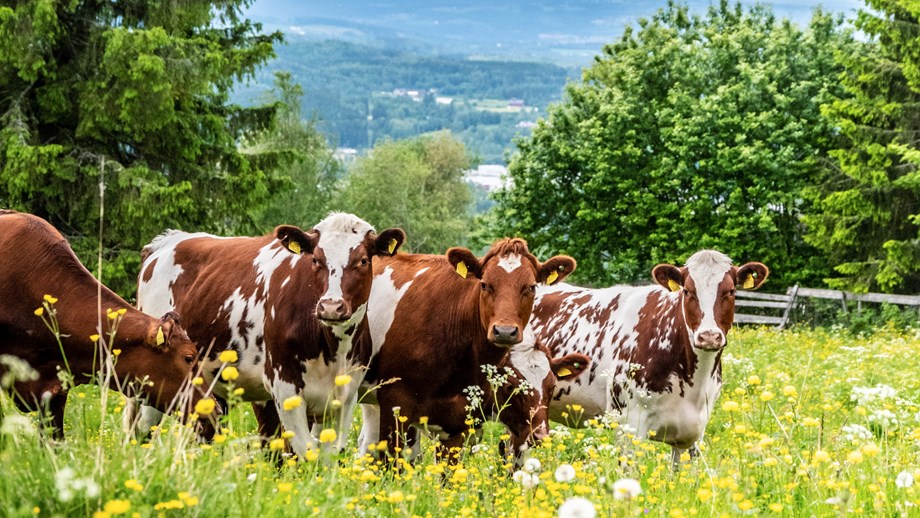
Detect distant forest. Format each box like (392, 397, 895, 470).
(234, 40, 575, 163)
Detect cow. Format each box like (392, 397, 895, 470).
(357, 238, 579, 464)
(0, 210, 213, 439)
(530, 250, 769, 464)
(124, 213, 405, 459)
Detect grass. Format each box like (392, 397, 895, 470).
(2, 325, 920, 517)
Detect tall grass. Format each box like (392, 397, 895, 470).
(2, 326, 920, 517)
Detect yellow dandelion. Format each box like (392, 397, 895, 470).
(218, 350, 238, 363)
(847, 450, 864, 464)
(862, 443, 881, 457)
(269, 438, 285, 451)
(335, 374, 352, 386)
(419, 416, 429, 425)
(90, 334, 100, 342)
(112, 349, 121, 357)
(747, 375, 761, 385)
(813, 450, 830, 463)
(721, 401, 740, 412)
(34, 307, 44, 316)
(760, 391, 774, 402)
(124, 479, 144, 491)
(782, 385, 797, 397)
(282, 430, 295, 439)
(194, 398, 216, 416)
(192, 376, 204, 386)
(103, 500, 131, 515)
(278, 482, 293, 493)
(233, 387, 244, 396)
(117, 308, 127, 315)
(213, 434, 227, 444)
(388, 491, 405, 503)
(43, 294, 58, 304)
(319, 429, 337, 443)
(304, 449, 319, 462)
(769, 503, 783, 512)
(220, 366, 239, 381)
(282, 396, 302, 411)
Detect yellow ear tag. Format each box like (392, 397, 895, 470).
(668, 279, 681, 292)
(288, 241, 301, 255)
(387, 238, 397, 254)
(156, 326, 165, 346)
(456, 261, 468, 279)
(546, 270, 559, 285)
(743, 274, 755, 289)
(557, 367, 573, 377)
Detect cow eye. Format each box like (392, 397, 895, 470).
(183, 354, 195, 365)
(528, 284, 537, 294)
(360, 257, 369, 266)
(727, 289, 736, 297)
(312, 257, 318, 265)
(480, 282, 488, 292)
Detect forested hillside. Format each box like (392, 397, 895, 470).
(234, 40, 574, 162)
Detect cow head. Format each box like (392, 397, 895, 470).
(496, 337, 589, 465)
(447, 238, 576, 347)
(276, 213, 406, 326)
(117, 312, 219, 435)
(653, 250, 769, 350)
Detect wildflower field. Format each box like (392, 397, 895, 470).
(2, 326, 920, 517)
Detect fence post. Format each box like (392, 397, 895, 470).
(779, 285, 799, 330)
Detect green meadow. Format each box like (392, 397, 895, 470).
(2, 326, 919, 517)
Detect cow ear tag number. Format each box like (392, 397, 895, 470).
(668, 279, 682, 292)
(546, 270, 559, 285)
(456, 261, 468, 279)
(557, 367, 572, 377)
(156, 326, 165, 346)
(743, 274, 755, 289)
(288, 241, 301, 255)
(388, 238, 397, 254)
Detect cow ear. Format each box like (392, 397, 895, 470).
(539, 256, 576, 285)
(735, 262, 769, 290)
(551, 353, 590, 380)
(148, 312, 180, 350)
(446, 247, 483, 279)
(653, 264, 685, 292)
(275, 225, 318, 256)
(374, 228, 406, 256)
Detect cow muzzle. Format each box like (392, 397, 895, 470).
(694, 329, 725, 351)
(490, 325, 521, 346)
(316, 298, 351, 323)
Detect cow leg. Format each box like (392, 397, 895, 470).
(358, 404, 380, 455)
(329, 373, 364, 453)
(252, 401, 282, 445)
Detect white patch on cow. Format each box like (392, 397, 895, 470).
(313, 213, 375, 302)
(497, 253, 522, 273)
(357, 403, 381, 455)
(269, 374, 316, 458)
(685, 250, 732, 343)
(367, 266, 425, 358)
(507, 328, 550, 402)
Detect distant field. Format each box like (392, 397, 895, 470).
(3, 327, 919, 516)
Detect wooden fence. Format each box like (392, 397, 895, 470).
(734, 285, 920, 329)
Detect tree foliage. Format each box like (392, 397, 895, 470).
(332, 132, 473, 253)
(0, 0, 282, 296)
(245, 72, 342, 230)
(804, 0, 920, 293)
(485, 1, 852, 287)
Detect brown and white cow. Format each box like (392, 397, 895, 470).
(126, 213, 405, 458)
(357, 238, 578, 462)
(531, 250, 768, 462)
(0, 210, 212, 439)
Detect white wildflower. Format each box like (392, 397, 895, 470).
(896, 471, 914, 488)
(612, 478, 642, 500)
(523, 457, 542, 473)
(0, 414, 36, 437)
(558, 497, 596, 518)
(554, 463, 576, 483)
(841, 424, 873, 441)
(512, 470, 540, 489)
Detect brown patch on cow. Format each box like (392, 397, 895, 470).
(141, 258, 157, 283)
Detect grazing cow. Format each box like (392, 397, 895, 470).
(530, 250, 769, 462)
(360, 327, 590, 465)
(357, 238, 578, 462)
(126, 213, 405, 458)
(0, 210, 212, 439)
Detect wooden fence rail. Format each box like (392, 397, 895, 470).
(734, 285, 920, 329)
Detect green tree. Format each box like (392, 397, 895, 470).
(246, 72, 342, 229)
(332, 132, 473, 253)
(805, 0, 920, 293)
(485, 1, 852, 287)
(0, 0, 282, 296)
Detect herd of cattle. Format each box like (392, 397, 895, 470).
(0, 209, 768, 467)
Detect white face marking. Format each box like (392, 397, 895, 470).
(507, 328, 550, 402)
(312, 213, 375, 302)
(498, 253, 522, 273)
(685, 250, 732, 342)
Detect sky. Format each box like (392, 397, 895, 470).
(243, 1, 866, 64)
